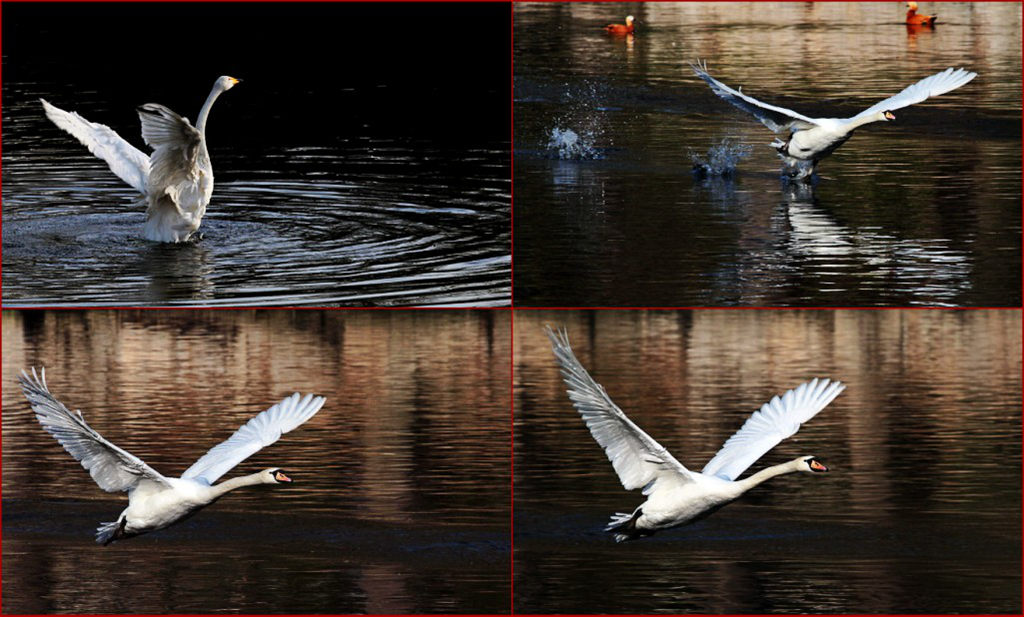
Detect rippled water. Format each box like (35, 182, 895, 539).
(514, 2, 1022, 306)
(3, 95, 509, 307)
(514, 309, 1022, 613)
(2, 310, 510, 613)
(2, 3, 510, 307)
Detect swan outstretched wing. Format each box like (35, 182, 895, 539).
(547, 327, 695, 494)
(18, 368, 171, 492)
(137, 103, 204, 199)
(690, 60, 821, 133)
(853, 67, 977, 120)
(701, 378, 845, 481)
(181, 392, 326, 485)
(40, 99, 150, 194)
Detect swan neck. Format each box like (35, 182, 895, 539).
(735, 460, 801, 492)
(209, 472, 266, 498)
(196, 85, 224, 136)
(848, 113, 885, 131)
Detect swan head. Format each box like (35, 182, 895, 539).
(625, 15, 635, 25)
(881, 110, 896, 121)
(262, 468, 292, 484)
(799, 456, 829, 474)
(216, 76, 241, 93)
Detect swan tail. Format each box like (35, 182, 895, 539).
(40, 98, 151, 195)
(95, 519, 125, 545)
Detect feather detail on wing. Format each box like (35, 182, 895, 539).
(853, 67, 977, 120)
(40, 99, 150, 194)
(701, 378, 845, 481)
(181, 393, 326, 485)
(546, 327, 694, 494)
(18, 368, 171, 493)
(690, 60, 821, 133)
(137, 103, 204, 194)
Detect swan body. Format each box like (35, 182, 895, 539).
(605, 15, 634, 34)
(547, 327, 844, 542)
(691, 61, 976, 180)
(40, 76, 239, 242)
(18, 368, 324, 545)
(906, 2, 937, 26)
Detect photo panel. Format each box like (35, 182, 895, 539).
(2, 309, 511, 613)
(3, 2, 511, 307)
(513, 2, 1022, 307)
(514, 308, 1021, 613)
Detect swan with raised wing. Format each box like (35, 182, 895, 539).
(547, 327, 844, 542)
(41, 76, 239, 242)
(691, 61, 975, 180)
(18, 368, 324, 545)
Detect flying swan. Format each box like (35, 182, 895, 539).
(40, 76, 240, 242)
(547, 327, 845, 542)
(18, 368, 324, 545)
(691, 60, 976, 180)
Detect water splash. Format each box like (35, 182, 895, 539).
(543, 80, 608, 160)
(546, 127, 601, 160)
(690, 138, 752, 177)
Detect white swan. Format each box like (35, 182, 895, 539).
(547, 327, 844, 542)
(691, 61, 977, 180)
(40, 76, 240, 242)
(18, 367, 324, 545)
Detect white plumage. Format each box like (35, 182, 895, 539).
(18, 367, 324, 544)
(691, 60, 977, 180)
(547, 327, 844, 542)
(40, 75, 239, 242)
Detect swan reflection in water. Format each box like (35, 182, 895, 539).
(18, 368, 324, 545)
(782, 182, 973, 304)
(142, 240, 216, 303)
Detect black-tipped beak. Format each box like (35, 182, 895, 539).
(809, 459, 829, 472)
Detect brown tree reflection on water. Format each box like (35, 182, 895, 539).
(2, 310, 510, 614)
(514, 309, 1021, 613)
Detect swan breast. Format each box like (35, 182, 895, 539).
(788, 125, 855, 159)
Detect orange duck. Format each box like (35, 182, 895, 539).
(906, 2, 937, 26)
(605, 15, 634, 35)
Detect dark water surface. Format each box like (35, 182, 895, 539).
(514, 2, 1022, 307)
(2, 310, 510, 613)
(2, 3, 510, 307)
(514, 310, 1022, 613)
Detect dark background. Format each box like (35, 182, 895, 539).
(3, 2, 510, 149)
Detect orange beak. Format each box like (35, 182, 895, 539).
(884, 111, 896, 120)
(276, 472, 292, 483)
(809, 460, 829, 472)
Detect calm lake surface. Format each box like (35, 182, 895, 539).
(514, 2, 1022, 307)
(2, 310, 511, 613)
(514, 309, 1022, 613)
(2, 3, 510, 307)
